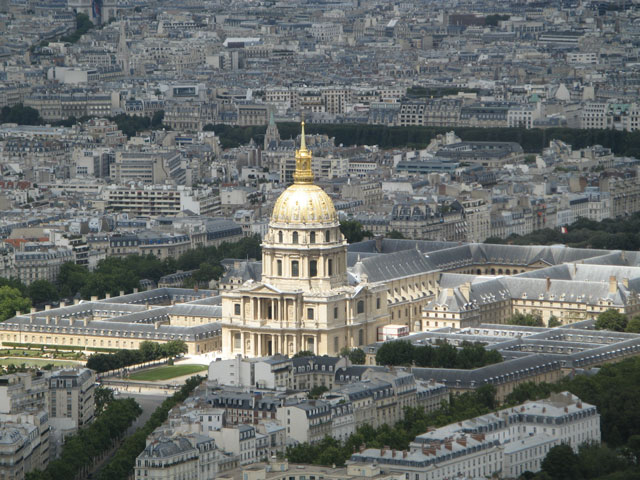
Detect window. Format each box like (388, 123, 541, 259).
(376, 297, 381, 309)
(357, 300, 364, 314)
(334, 306, 338, 319)
(310, 260, 317, 277)
(358, 329, 364, 346)
(334, 336, 339, 352)
(325, 230, 331, 242)
(307, 308, 314, 320)
(277, 260, 282, 276)
(328, 258, 333, 276)
(278, 231, 283, 243)
(310, 232, 316, 243)
(234, 333, 241, 349)
(292, 231, 298, 244)
(234, 304, 241, 315)
(291, 260, 299, 277)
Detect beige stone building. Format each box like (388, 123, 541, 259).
(220, 124, 390, 357)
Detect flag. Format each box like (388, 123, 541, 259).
(561, 226, 568, 234)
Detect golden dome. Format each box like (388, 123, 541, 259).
(270, 122, 338, 226)
(271, 182, 338, 226)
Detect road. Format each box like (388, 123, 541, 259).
(86, 393, 165, 479)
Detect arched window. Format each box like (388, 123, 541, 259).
(325, 230, 331, 242)
(310, 260, 318, 277)
(310, 232, 316, 244)
(292, 232, 298, 244)
(357, 300, 364, 314)
(277, 260, 282, 276)
(328, 259, 333, 276)
(291, 260, 299, 277)
(278, 231, 283, 243)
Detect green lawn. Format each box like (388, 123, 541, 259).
(0, 358, 80, 367)
(128, 364, 208, 382)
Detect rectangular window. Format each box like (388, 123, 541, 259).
(310, 260, 317, 277)
(234, 304, 241, 315)
(334, 336, 339, 352)
(334, 306, 338, 319)
(277, 260, 282, 276)
(307, 308, 314, 320)
(328, 258, 333, 276)
(291, 260, 299, 277)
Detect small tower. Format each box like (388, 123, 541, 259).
(263, 110, 280, 150)
(117, 22, 130, 76)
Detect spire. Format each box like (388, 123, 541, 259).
(293, 121, 313, 184)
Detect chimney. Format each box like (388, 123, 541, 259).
(392, 450, 396, 458)
(133, 288, 138, 293)
(83, 318, 89, 326)
(609, 276, 617, 294)
(459, 282, 471, 302)
(444, 442, 452, 451)
(30, 307, 36, 314)
(120, 290, 125, 297)
(54, 316, 60, 325)
(622, 278, 629, 288)
(374, 234, 383, 253)
(91, 296, 98, 301)
(546, 277, 551, 292)
(45, 305, 51, 311)
(403, 450, 407, 458)
(74, 299, 80, 305)
(105, 293, 111, 299)
(60, 301, 65, 307)
(194, 284, 199, 293)
(456, 437, 467, 447)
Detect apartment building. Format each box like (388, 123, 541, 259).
(103, 185, 221, 216)
(349, 392, 600, 480)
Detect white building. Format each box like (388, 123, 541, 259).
(349, 392, 600, 480)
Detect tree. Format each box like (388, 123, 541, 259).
(541, 444, 582, 480)
(0, 286, 32, 321)
(548, 315, 561, 328)
(340, 219, 367, 244)
(626, 315, 640, 333)
(340, 347, 366, 365)
(376, 341, 414, 366)
(0, 104, 42, 125)
(308, 385, 328, 399)
(151, 110, 164, 127)
(595, 309, 628, 332)
(508, 312, 544, 327)
(293, 350, 315, 358)
(386, 230, 405, 239)
(27, 279, 59, 305)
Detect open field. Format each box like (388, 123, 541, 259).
(0, 357, 81, 367)
(128, 364, 208, 381)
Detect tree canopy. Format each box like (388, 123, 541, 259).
(86, 340, 188, 373)
(375, 340, 502, 368)
(595, 309, 628, 332)
(339, 219, 370, 244)
(508, 312, 544, 327)
(0, 286, 31, 321)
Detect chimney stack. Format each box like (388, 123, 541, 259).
(546, 277, 551, 292)
(609, 276, 617, 294)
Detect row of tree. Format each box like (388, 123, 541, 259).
(486, 213, 640, 251)
(59, 13, 93, 44)
(86, 340, 188, 373)
(202, 122, 640, 157)
(375, 340, 503, 369)
(0, 236, 261, 315)
(595, 309, 640, 333)
(96, 375, 204, 480)
(26, 397, 141, 480)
